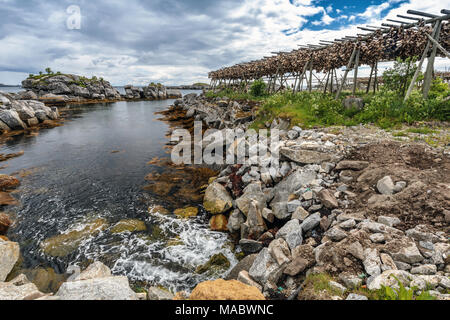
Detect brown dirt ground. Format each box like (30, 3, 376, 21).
(341, 141, 450, 234)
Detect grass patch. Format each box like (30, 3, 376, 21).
(406, 127, 439, 135)
(298, 273, 345, 300)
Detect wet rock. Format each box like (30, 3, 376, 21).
(335, 161, 369, 171)
(0, 213, 12, 235)
(56, 276, 138, 300)
(300, 213, 321, 233)
(111, 219, 147, 234)
(268, 238, 292, 266)
(189, 279, 265, 300)
(40, 218, 108, 257)
(377, 176, 395, 195)
(239, 240, 263, 255)
(317, 189, 339, 209)
(0, 240, 19, 282)
(210, 214, 228, 232)
(204, 182, 233, 214)
(276, 219, 303, 250)
(196, 253, 231, 275)
(174, 207, 199, 219)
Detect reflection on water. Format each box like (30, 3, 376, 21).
(1, 94, 236, 292)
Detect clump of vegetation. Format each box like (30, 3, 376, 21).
(249, 79, 267, 97)
(298, 273, 346, 300)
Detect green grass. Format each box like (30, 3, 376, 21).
(207, 81, 449, 130)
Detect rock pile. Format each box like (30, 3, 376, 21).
(0, 91, 59, 133)
(172, 94, 450, 300)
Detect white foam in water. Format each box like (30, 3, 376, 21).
(72, 212, 237, 293)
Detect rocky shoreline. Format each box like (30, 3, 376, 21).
(163, 93, 450, 300)
(0, 91, 448, 301)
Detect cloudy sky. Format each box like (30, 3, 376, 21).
(0, 0, 448, 86)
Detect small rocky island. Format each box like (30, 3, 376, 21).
(17, 72, 181, 106)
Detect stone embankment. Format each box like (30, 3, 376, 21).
(168, 93, 450, 300)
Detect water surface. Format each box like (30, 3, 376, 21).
(1, 93, 236, 292)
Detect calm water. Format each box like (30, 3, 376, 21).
(1, 91, 236, 292)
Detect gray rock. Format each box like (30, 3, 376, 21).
(343, 97, 364, 110)
(261, 208, 275, 223)
(249, 248, 284, 285)
(227, 210, 245, 233)
(56, 276, 138, 300)
(276, 219, 303, 250)
(329, 281, 347, 294)
(0, 240, 20, 281)
(335, 160, 369, 171)
(325, 227, 348, 242)
(377, 176, 395, 195)
(317, 189, 339, 209)
(240, 239, 264, 255)
(287, 130, 299, 140)
(346, 293, 368, 300)
(287, 200, 301, 213)
(283, 257, 309, 276)
(291, 206, 309, 222)
(339, 273, 363, 289)
(340, 219, 356, 230)
(394, 181, 407, 193)
(280, 148, 332, 165)
(70, 262, 112, 281)
(268, 238, 292, 266)
(367, 270, 413, 291)
(0, 109, 27, 130)
(148, 287, 174, 300)
(389, 239, 424, 264)
(300, 213, 321, 233)
(370, 233, 386, 243)
(204, 182, 233, 214)
(245, 201, 267, 239)
(271, 202, 290, 220)
(363, 248, 382, 277)
(237, 271, 263, 292)
(410, 265, 437, 275)
(378, 216, 401, 228)
(225, 254, 258, 280)
(235, 182, 266, 216)
(0, 282, 44, 300)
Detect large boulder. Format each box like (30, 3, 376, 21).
(0, 110, 27, 130)
(276, 219, 304, 250)
(0, 240, 20, 281)
(0, 282, 44, 300)
(0, 175, 20, 191)
(249, 248, 284, 285)
(189, 279, 265, 300)
(69, 262, 112, 281)
(203, 182, 233, 214)
(10, 101, 36, 120)
(56, 276, 138, 300)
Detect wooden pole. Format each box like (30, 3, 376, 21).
(366, 64, 375, 94)
(423, 21, 442, 99)
(352, 48, 361, 95)
(324, 71, 330, 94)
(405, 22, 440, 101)
(308, 61, 313, 93)
(336, 45, 358, 99)
(425, 33, 450, 59)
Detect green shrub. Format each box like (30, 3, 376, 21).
(250, 79, 267, 97)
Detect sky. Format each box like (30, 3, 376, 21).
(0, 0, 448, 86)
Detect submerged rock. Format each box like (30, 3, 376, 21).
(210, 215, 229, 232)
(0, 175, 20, 191)
(174, 207, 199, 219)
(40, 218, 108, 257)
(110, 219, 147, 234)
(196, 253, 231, 275)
